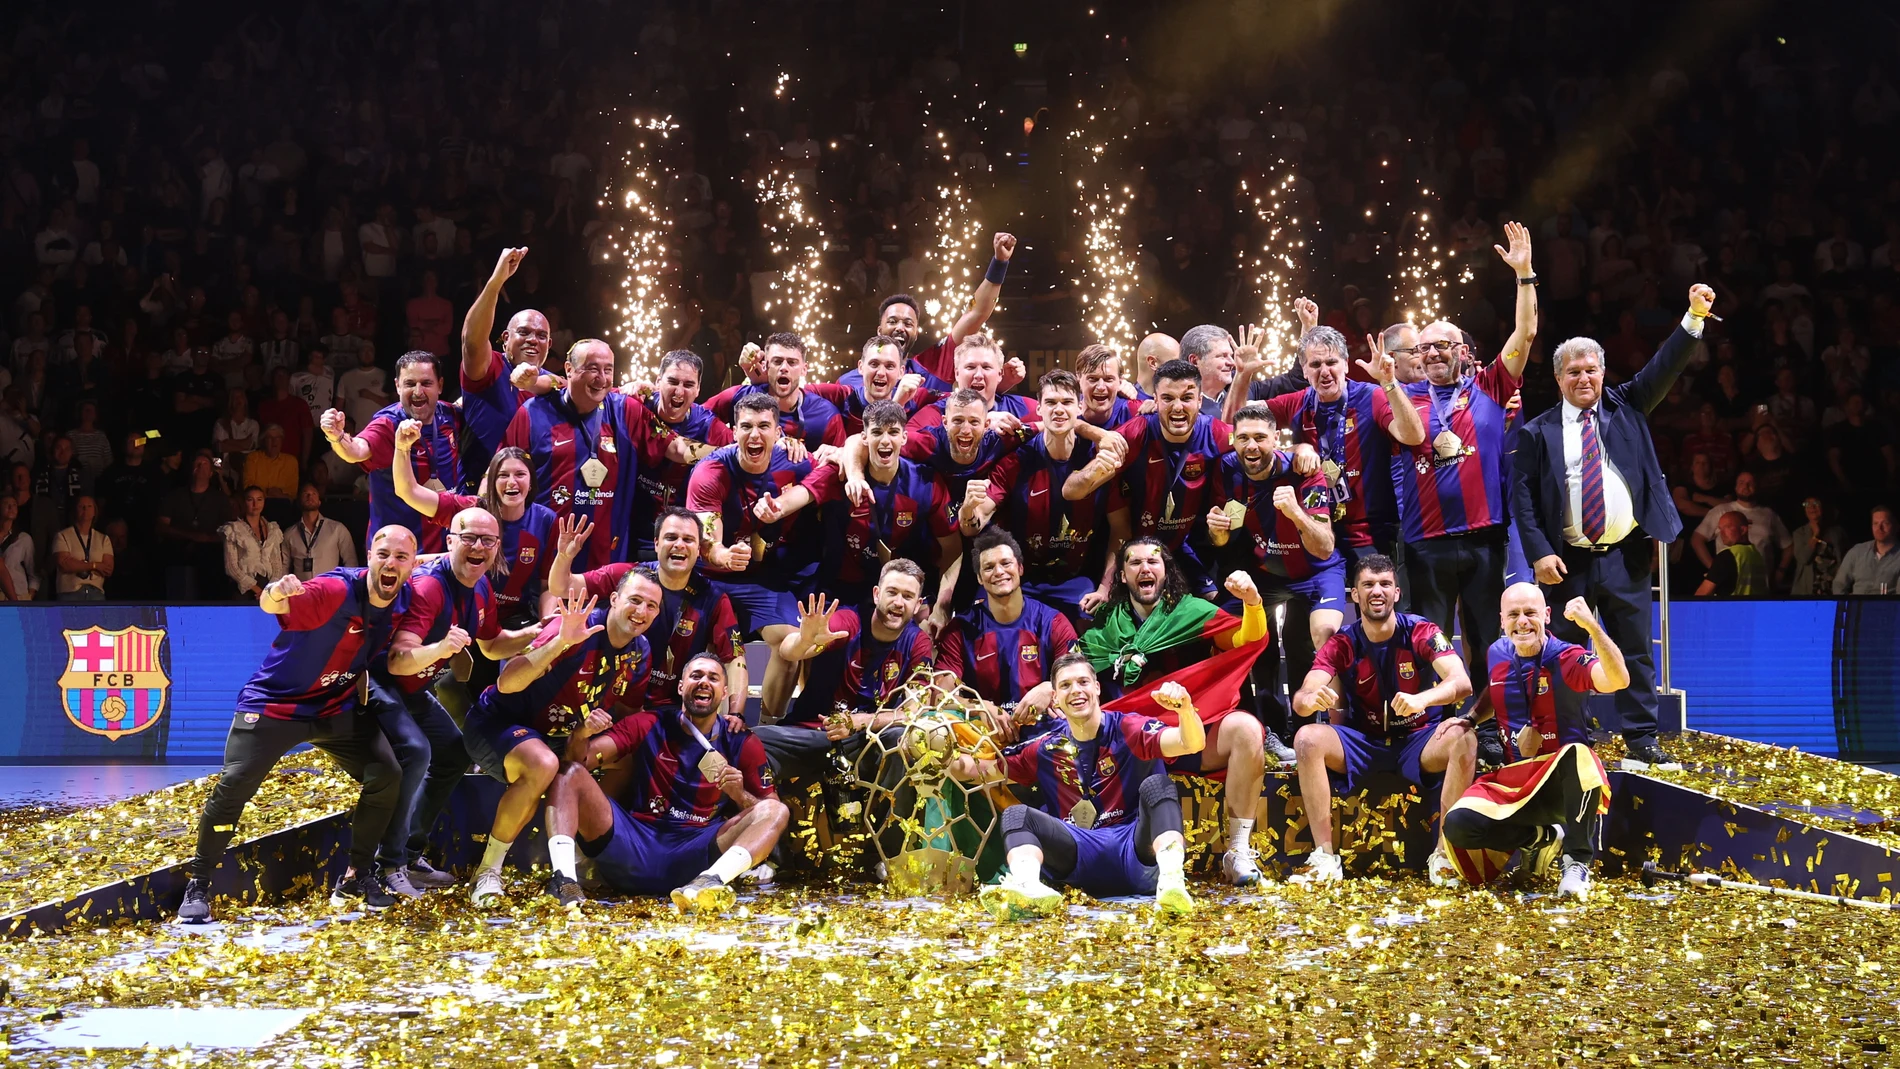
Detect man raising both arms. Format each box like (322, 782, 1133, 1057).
(547, 653, 788, 914)
(946, 653, 1202, 919)
(461, 247, 555, 480)
(1442, 584, 1629, 899)
(1291, 554, 1476, 886)
(843, 232, 1018, 393)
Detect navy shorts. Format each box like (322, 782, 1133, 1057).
(1277, 556, 1347, 611)
(462, 713, 552, 784)
(712, 579, 797, 636)
(586, 806, 725, 896)
(1054, 821, 1158, 899)
(1326, 722, 1441, 795)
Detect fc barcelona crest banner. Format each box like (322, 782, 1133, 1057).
(58, 626, 170, 741)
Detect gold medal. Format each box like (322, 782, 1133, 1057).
(1221, 500, 1249, 527)
(1068, 799, 1098, 829)
(750, 532, 768, 560)
(697, 749, 729, 781)
(1163, 493, 1176, 521)
(424, 477, 447, 492)
(1320, 459, 1342, 483)
(1432, 429, 1463, 459)
(580, 457, 609, 488)
(699, 512, 719, 543)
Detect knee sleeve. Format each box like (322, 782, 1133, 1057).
(1137, 772, 1178, 808)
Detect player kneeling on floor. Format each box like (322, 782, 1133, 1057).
(1441, 585, 1630, 899)
(544, 653, 789, 913)
(946, 652, 1202, 919)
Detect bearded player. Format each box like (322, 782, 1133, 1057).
(544, 653, 785, 912)
(946, 653, 1201, 919)
(1441, 584, 1629, 899)
(1290, 555, 1475, 885)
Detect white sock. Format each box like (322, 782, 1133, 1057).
(1226, 817, 1255, 853)
(1153, 833, 1186, 883)
(547, 835, 577, 880)
(704, 845, 754, 885)
(1006, 845, 1043, 883)
(479, 835, 512, 874)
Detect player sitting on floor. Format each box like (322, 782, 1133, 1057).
(545, 652, 788, 913)
(946, 653, 1202, 919)
(1442, 585, 1630, 899)
(1290, 553, 1476, 885)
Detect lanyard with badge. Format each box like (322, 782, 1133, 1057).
(296, 518, 321, 575)
(1155, 415, 1199, 522)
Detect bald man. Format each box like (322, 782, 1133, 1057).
(1134, 333, 1179, 397)
(1441, 584, 1629, 899)
(178, 526, 422, 923)
(462, 247, 559, 479)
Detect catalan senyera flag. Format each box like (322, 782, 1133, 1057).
(1102, 636, 1270, 729)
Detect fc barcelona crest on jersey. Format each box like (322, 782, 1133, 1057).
(1182, 457, 1204, 482)
(59, 626, 170, 741)
(896, 510, 914, 528)
(675, 617, 696, 637)
(1398, 659, 1416, 680)
(1537, 672, 1550, 695)
(518, 547, 537, 564)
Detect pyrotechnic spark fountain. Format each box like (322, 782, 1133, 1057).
(603, 116, 682, 385)
(1240, 168, 1308, 373)
(754, 165, 839, 377)
(1069, 110, 1142, 358)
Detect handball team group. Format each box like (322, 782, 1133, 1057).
(175, 225, 1721, 922)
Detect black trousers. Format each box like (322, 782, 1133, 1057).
(366, 674, 471, 866)
(1441, 744, 1603, 864)
(756, 722, 913, 857)
(192, 710, 401, 879)
(1000, 773, 1183, 877)
(1405, 526, 1506, 712)
(1543, 536, 1660, 740)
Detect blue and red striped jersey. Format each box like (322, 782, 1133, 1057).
(838, 336, 957, 394)
(1487, 635, 1599, 763)
(600, 710, 776, 826)
(1312, 613, 1456, 741)
(1212, 451, 1337, 580)
(1109, 413, 1231, 568)
(802, 381, 935, 436)
(900, 423, 1027, 503)
(1081, 396, 1137, 430)
(474, 608, 651, 736)
(905, 392, 1040, 433)
(579, 565, 742, 714)
(1266, 382, 1400, 547)
(1393, 361, 1520, 541)
(504, 390, 672, 569)
(1003, 710, 1169, 827)
(357, 401, 465, 553)
(985, 433, 1107, 586)
(934, 596, 1078, 704)
(818, 458, 957, 590)
(706, 384, 848, 453)
(424, 494, 557, 616)
(684, 446, 834, 586)
(383, 556, 502, 694)
(783, 608, 934, 726)
(237, 568, 408, 721)
(459, 351, 547, 482)
(631, 402, 733, 554)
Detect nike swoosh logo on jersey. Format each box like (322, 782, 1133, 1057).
(975, 652, 996, 661)
(1029, 488, 1047, 497)
(347, 625, 365, 634)
(1317, 598, 1337, 605)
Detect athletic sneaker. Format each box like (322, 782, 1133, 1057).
(177, 878, 213, 924)
(1154, 876, 1195, 916)
(382, 866, 424, 899)
(1264, 729, 1297, 766)
(1475, 733, 1506, 771)
(1622, 737, 1682, 772)
(1289, 849, 1344, 884)
(1426, 848, 1462, 888)
(980, 873, 1065, 920)
(330, 869, 396, 911)
(1522, 825, 1565, 881)
(545, 873, 585, 908)
(742, 862, 777, 885)
(469, 868, 505, 907)
(1556, 858, 1592, 899)
(670, 874, 737, 915)
(405, 858, 458, 888)
(1221, 846, 1265, 886)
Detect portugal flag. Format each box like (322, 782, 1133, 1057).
(1101, 636, 1271, 728)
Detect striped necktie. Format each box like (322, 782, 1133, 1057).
(1579, 408, 1607, 542)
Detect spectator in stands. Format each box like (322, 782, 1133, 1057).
(258, 367, 316, 464)
(67, 401, 112, 482)
(0, 496, 37, 601)
(1834, 505, 1900, 595)
(290, 348, 335, 425)
(51, 494, 112, 601)
(1695, 511, 1767, 597)
(1692, 471, 1790, 577)
(243, 424, 300, 526)
(1827, 394, 1897, 524)
(336, 343, 388, 433)
(212, 388, 259, 471)
(157, 450, 234, 599)
(286, 482, 357, 580)
(33, 434, 86, 525)
(172, 347, 223, 450)
(1680, 402, 1737, 481)
(221, 485, 287, 602)
(1789, 496, 1849, 596)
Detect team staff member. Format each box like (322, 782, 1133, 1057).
(1290, 555, 1476, 887)
(1443, 585, 1630, 899)
(840, 232, 1018, 392)
(1510, 283, 1716, 772)
(546, 653, 788, 914)
(392, 426, 555, 626)
(320, 352, 464, 553)
(462, 571, 663, 907)
(177, 527, 419, 923)
(460, 247, 555, 480)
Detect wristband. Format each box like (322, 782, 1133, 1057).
(1516, 274, 1538, 286)
(984, 257, 1009, 286)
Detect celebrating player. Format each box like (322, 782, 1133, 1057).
(932, 528, 1080, 741)
(1290, 555, 1475, 885)
(176, 527, 419, 923)
(546, 652, 787, 913)
(1074, 344, 1137, 430)
(815, 399, 961, 608)
(461, 569, 664, 906)
(904, 334, 1038, 428)
(946, 654, 1201, 919)
(629, 350, 732, 560)
(460, 247, 556, 479)
(321, 351, 464, 552)
(841, 231, 1018, 392)
(1442, 585, 1630, 898)
(706, 333, 849, 454)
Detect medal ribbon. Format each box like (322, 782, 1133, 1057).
(1427, 379, 1472, 448)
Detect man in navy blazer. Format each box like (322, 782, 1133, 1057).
(1509, 284, 1716, 771)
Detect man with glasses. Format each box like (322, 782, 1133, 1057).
(461, 247, 557, 480)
